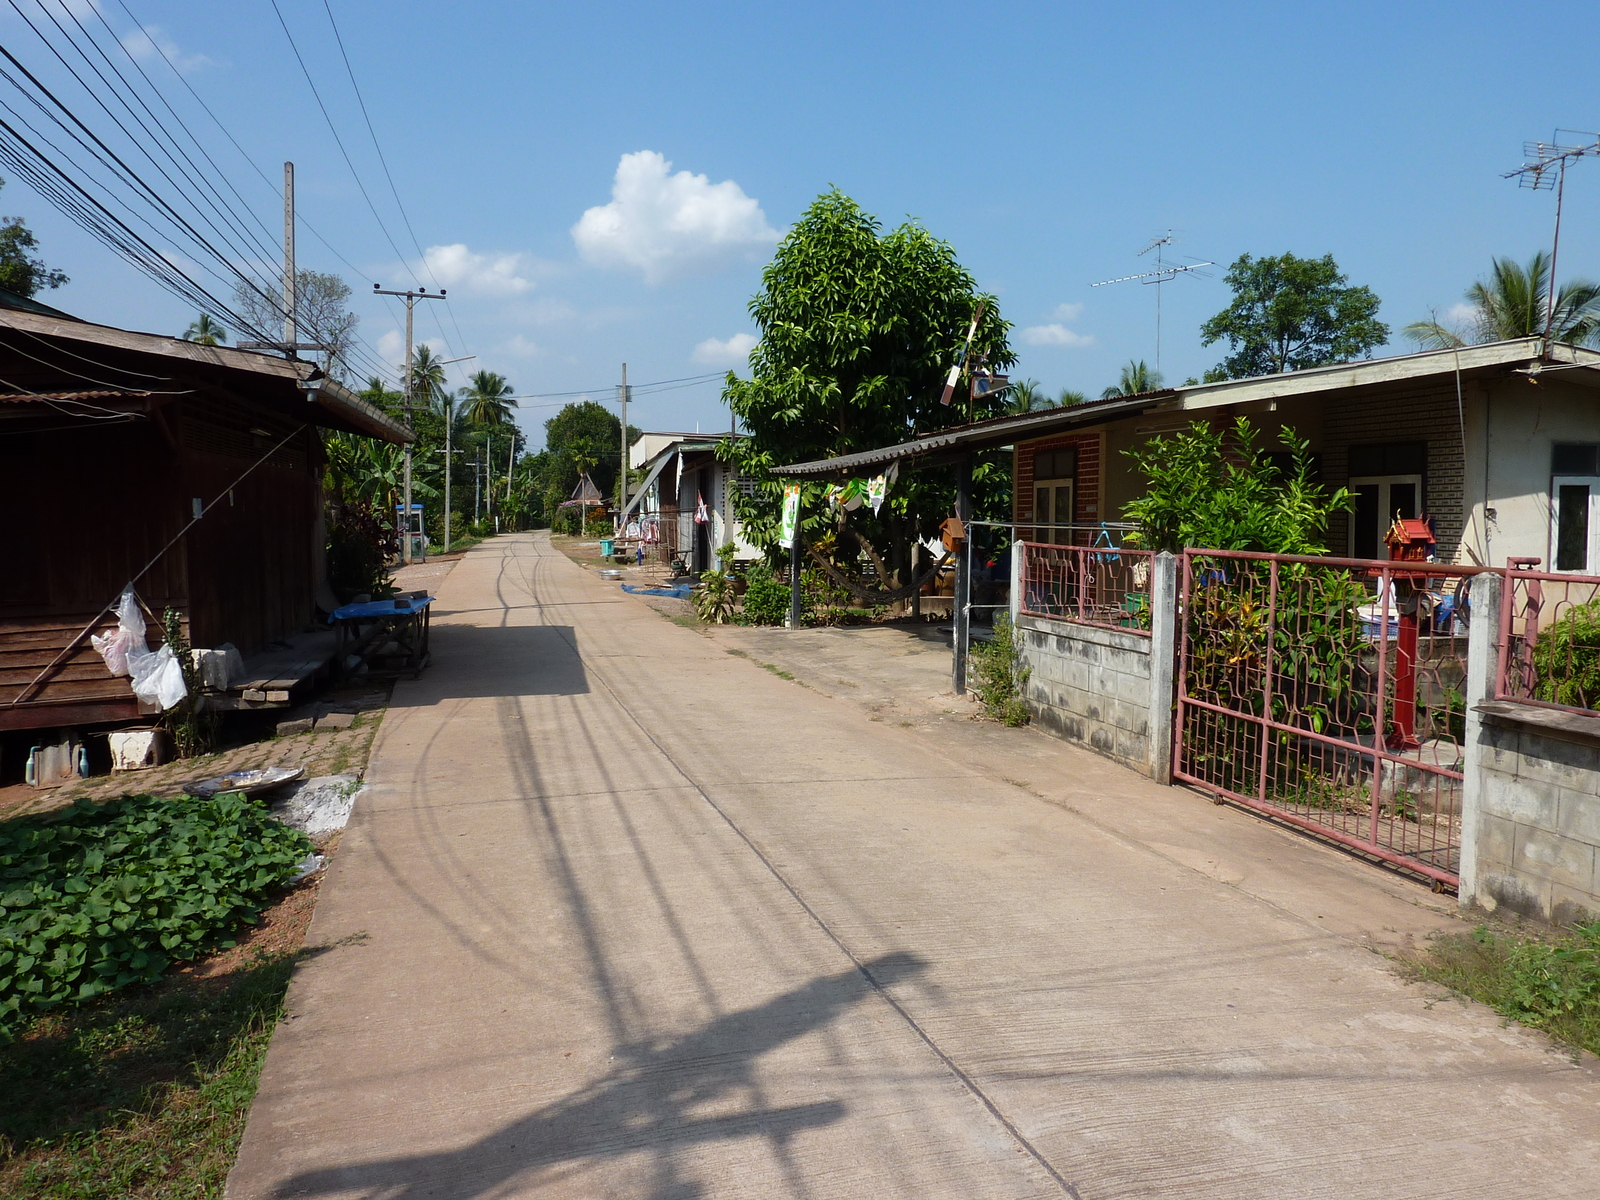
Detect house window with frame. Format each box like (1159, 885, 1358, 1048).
(1551, 443, 1600, 572)
(1348, 442, 1426, 559)
(1031, 447, 1077, 544)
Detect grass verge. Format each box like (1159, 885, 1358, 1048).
(0, 873, 326, 1199)
(1404, 919, 1600, 1058)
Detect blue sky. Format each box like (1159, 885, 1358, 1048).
(3, 1, 1596, 449)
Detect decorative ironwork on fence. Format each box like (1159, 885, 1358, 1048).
(1497, 567, 1600, 717)
(1017, 542, 1155, 635)
(1174, 549, 1487, 887)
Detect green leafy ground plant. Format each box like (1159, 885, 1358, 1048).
(1409, 921, 1600, 1057)
(0, 795, 310, 1041)
(971, 613, 1031, 726)
(1532, 598, 1600, 712)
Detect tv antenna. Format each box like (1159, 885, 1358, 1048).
(1090, 231, 1213, 374)
(1505, 130, 1600, 338)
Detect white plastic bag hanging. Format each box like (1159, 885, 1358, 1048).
(90, 586, 144, 677)
(91, 585, 187, 710)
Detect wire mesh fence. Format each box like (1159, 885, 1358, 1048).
(1175, 550, 1486, 886)
(1017, 543, 1155, 635)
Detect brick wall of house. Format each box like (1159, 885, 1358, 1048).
(1320, 386, 1466, 562)
(1014, 432, 1104, 540)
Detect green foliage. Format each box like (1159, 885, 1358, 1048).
(740, 563, 790, 625)
(1411, 922, 1600, 1057)
(1100, 359, 1163, 399)
(326, 498, 396, 602)
(0, 795, 311, 1042)
(181, 313, 226, 345)
(537, 401, 637, 516)
(158, 607, 215, 759)
(0, 192, 66, 298)
(970, 613, 1031, 726)
(719, 189, 1015, 559)
(1406, 251, 1600, 349)
(1201, 252, 1388, 380)
(1122, 417, 1354, 554)
(693, 573, 735, 624)
(1532, 599, 1600, 712)
(458, 370, 517, 427)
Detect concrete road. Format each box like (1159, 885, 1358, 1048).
(229, 533, 1600, 1200)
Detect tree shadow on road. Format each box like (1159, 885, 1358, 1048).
(270, 951, 927, 1200)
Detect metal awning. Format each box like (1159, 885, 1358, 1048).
(773, 393, 1167, 478)
(617, 451, 675, 523)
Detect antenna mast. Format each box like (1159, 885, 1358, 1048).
(1090, 231, 1213, 374)
(1505, 131, 1600, 337)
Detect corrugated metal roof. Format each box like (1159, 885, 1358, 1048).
(775, 393, 1160, 477)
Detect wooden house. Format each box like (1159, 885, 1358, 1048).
(0, 302, 409, 735)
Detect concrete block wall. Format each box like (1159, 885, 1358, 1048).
(1016, 616, 1155, 772)
(1010, 550, 1177, 780)
(1469, 713, 1600, 924)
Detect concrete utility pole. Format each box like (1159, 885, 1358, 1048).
(432, 354, 474, 554)
(238, 163, 331, 361)
(373, 284, 446, 564)
(283, 162, 295, 348)
(618, 362, 629, 512)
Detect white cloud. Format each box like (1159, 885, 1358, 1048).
(572, 151, 779, 284)
(504, 334, 541, 358)
(1445, 302, 1478, 325)
(691, 332, 757, 367)
(1022, 324, 1095, 348)
(419, 244, 532, 296)
(1050, 302, 1085, 321)
(121, 24, 212, 74)
(377, 329, 403, 361)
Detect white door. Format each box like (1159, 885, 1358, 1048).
(1349, 474, 1423, 559)
(1551, 476, 1600, 572)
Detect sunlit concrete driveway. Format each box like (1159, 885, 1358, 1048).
(228, 532, 1600, 1200)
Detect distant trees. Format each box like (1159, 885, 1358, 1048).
(0, 178, 66, 298)
(1100, 360, 1163, 398)
(1200, 252, 1387, 381)
(1405, 251, 1600, 348)
(182, 314, 226, 345)
(1009, 380, 1085, 413)
(232, 269, 358, 379)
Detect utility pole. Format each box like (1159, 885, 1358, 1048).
(238, 163, 331, 360)
(618, 362, 629, 514)
(433, 354, 473, 554)
(373, 284, 447, 564)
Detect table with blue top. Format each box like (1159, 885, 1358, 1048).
(328, 593, 434, 679)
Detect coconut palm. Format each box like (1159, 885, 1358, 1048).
(459, 370, 517, 427)
(1405, 252, 1600, 349)
(1007, 378, 1045, 414)
(406, 344, 449, 409)
(182, 313, 226, 345)
(1100, 359, 1163, 399)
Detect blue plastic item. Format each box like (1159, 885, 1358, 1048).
(329, 596, 435, 622)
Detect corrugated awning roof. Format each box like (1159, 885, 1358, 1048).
(774, 392, 1166, 478)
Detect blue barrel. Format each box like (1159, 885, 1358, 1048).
(599, 538, 615, 556)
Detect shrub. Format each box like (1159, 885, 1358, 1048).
(741, 563, 790, 625)
(0, 794, 311, 1042)
(327, 499, 396, 602)
(1532, 599, 1600, 712)
(970, 613, 1031, 726)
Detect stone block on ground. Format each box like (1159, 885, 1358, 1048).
(276, 717, 314, 737)
(315, 711, 356, 730)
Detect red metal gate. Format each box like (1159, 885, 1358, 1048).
(1174, 549, 1487, 887)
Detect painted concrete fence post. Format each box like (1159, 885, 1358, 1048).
(1148, 551, 1179, 785)
(1010, 540, 1023, 627)
(1457, 569, 1502, 912)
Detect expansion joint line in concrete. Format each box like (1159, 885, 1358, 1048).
(531, 591, 1082, 1197)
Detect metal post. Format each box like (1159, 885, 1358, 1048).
(788, 520, 802, 630)
(443, 394, 453, 553)
(401, 293, 413, 564)
(952, 455, 972, 695)
(282, 162, 295, 349)
(619, 362, 629, 513)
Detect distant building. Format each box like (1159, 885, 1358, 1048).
(619, 433, 755, 572)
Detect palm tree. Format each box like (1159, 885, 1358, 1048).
(1058, 388, 1087, 406)
(406, 344, 448, 409)
(459, 370, 517, 426)
(1007, 378, 1045, 414)
(1405, 252, 1600, 349)
(182, 313, 226, 345)
(1100, 360, 1163, 399)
